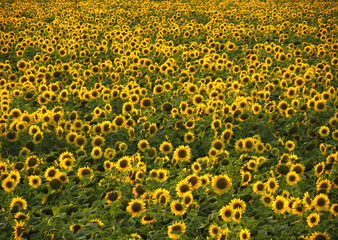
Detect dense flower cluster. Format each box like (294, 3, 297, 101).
(0, 0, 337, 239)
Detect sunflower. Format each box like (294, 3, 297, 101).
(218, 228, 231, 240)
(291, 163, 305, 177)
(200, 174, 210, 187)
(185, 174, 200, 190)
(13, 220, 25, 240)
(113, 115, 125, 128)
(191, 162, 201, 173)
(159, 141, 173, 155)
(170, 200, 186, 216)
(49, 178, 62, 190)
(90, 218, 104, 227)
(233, 209, 242, 223)
(167, 221, 186, 239)
(272, 196, 288, 214)
(141, 215, 156, 225)
(17, 59, 27, 71)
(307, 213, 320, 228)
(246, 159, 258, 171)
(209, 224, 221, 238)
(2, 177, 17, 192)
(140, 97, 153, 108)
(5, 131, 18, 142)
(252, 181, 266, 195)
(8, 171, 21, 184)
(69, 224, 83, 234)
(173, 145, 191, 162)
(60, 156, 75, 170)
(91, 146, 103, 160)
(285, 140, 295, 152)
(211, 139, 224, 151)
(176, 180, 192, 197)
(332, 130, 338, 141)
(314, 100, 327, 112)
(156, 169, 169, 183)
(243, 138, 256, 151)
(314, 162, 325, 178)
(77, 166, 94, 179)
(292, 199, 305, 216)
(212, 175, 232, 195)
(14, 212, 30, 221)
(286, 171, 300, 185)
(184, 132, 195, 144)
(330, 203, 338, 217)
(266, 178, 279, 193)
(91, 135, 105, 148)
(105, 191, 122, 204)
(318, 126, 330, 137)
(126, 199, 146, 217)
(220, 205, 233, 222)
(193, 94, 204, 106)
(313, 194, 330, 211)
(239, 228, 251, 240)
(10, 197, 27, 210)
(241, 171, 252, 186)
(182, 192, 194, 207)
(57, 172, 69, 183)
(230, 198, 246, 213)
(28, 175, 41, 188)
(44, 166, 60, 181)
(316, 179, 331, 193)
(116, 156, 131, 171)
(153, 188, 171, 204)
(261, 193, 274, 207)
(309, 232, 330, 240)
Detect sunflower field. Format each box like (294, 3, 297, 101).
(0, 0, 337, 239)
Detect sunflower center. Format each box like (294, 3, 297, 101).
(276, 201, 284, 210)
(132, 202, 142, 212)
(175, 203, 183, 211)
(6, 181, 13, 188)
(108, 192, 118, 201)
(172, 225, 182, 232)
(224, 209, 232, 217)
(317, 198, 325, 206)
(178, 149, 187, 158)
(120, 160, 128, 168)
(180, 184, 189, 193)
(257, 184, 264, 191)
(216, 178, 227, 189)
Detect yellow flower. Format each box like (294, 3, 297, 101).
(10, 197, 27, 210)
(105, 191, 121, 204)
(220, 205, 233, 222)
(28, 175, 41, 188)
(307, 213, 320, 228)
(116, 156, 131, 171)
(167, 221, 186, 239)
(212, 175, 232, 195)
(2, 178, 17, 192)
(126, 199, 146, 217)
(239, 228, 251, 240)
(176, 180, 192, 197)
(170, 200, 186, 216)
(313, 194, 330, 211)
(285, 171, 300, 185)
(272, 196, 288, 214)
(173, 145, 191, 162)
(77, 166, 94, 179)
